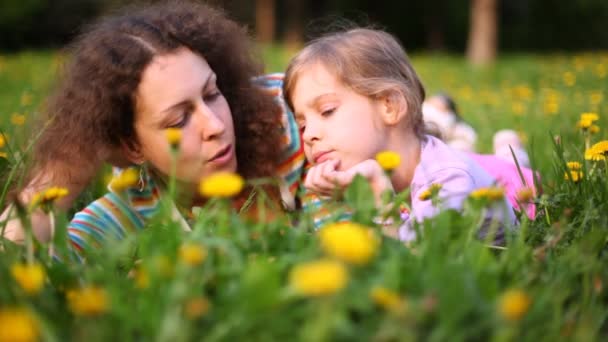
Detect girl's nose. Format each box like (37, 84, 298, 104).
(302, 119, 321, 144)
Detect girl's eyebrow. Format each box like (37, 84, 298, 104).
(307, 93, 338, 108)
(294, 93, 338, 119)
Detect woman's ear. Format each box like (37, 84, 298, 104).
(380, 90, 408, 126)
(120, 139, 145, 165)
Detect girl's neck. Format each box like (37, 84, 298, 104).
(388, 132, 422, 192)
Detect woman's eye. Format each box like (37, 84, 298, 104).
(204, 90, 222, 102)
(168, 111, 191, 128)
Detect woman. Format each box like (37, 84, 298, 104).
(1, 1, 305, 249)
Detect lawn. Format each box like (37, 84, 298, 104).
(0, 48, 607, 341)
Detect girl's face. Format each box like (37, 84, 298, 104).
(291, 63, 390, 171)
(131, 48, 236, 185)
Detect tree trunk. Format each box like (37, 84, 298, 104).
(425, 0, 446, 51)
(255, 0, 275, 44)
(466, 0, 497, 66)
(283, 0, 304, 50)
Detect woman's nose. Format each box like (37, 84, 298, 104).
(194, 103, 226, 140)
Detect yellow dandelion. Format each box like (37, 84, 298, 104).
(585, 140, 608, 161)
(67, 286, 109, 316)
(543, 101, 559, 115)
(580, 112, 599, 123)
(458, 86, 473, 101)
(563, 72, 576, 87)
(199, 172, 244, 198)
(566, 161, 582, 170)
(134, 267, 150, 289)
(289, 259, 348, 297)
(470, 188, 489, 200)
(0, 135, 5, 148)
(0, 308, 39, 342)
(319, 222, 378, 265)
(576, 117, 593, 130)
(590, 125, 600, 134)
(20, 92, 33, 106)
(165, 128, 182, 148)
(154, 255, 174, 278)
(511, 102, 525, 116)
(11, 113, 26, 126)
(498, 289, 531, 321)
(184, 296, 211, 319)
(512, 85, 532, 100)
(564, 170, 583, 182)
(179, 243, 208, 266)
(470, 186, 504, 201)
(589, 93, 603, 106)
(370, 286, 406, 314)
(595, 64, 607, 78)
(109, 168, 139, 193)
(585, 149, 604, 161)
(0, 152, 7, 159)
(11, 263, 45, 295)
(516, 187, 534, 203)
(30, 186, 69, 211)
(418, 183, 442, 201)
(487, 187, 505, 200)
(375, 151, 401, 171)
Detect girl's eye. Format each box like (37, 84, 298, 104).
(321, 108, 335, 117)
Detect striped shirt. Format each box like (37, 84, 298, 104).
(66, 74, 306, 260)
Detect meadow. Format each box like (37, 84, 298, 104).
(0, 48, 607, 341)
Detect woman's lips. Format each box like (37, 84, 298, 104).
(208, 144, 233, 166)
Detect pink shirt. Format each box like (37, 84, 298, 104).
(400, 136, 517, 241)
(468, 153, 537, 219)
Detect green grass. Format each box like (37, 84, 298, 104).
(1, 48, 608, 340)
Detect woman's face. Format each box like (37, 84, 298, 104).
(131, 48, 237, 185)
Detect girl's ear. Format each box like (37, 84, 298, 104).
(380, 90, 408, 126)
(120, 139, 145, 165)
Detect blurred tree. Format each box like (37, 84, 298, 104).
(283, 0, 305, 48)
(466, 0, 497, 65)
(255, 0, 275, 43)
(423, 0, 447, 51)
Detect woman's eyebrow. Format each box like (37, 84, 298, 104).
(161, 73, 216, 113)
(161, 100, 189, 114)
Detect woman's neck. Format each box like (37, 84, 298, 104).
(148, 168, 202, 209)
(387, 132, 422, 192)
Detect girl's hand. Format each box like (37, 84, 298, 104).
(304, 159, 342, 197)
(304, 159, 394, 204)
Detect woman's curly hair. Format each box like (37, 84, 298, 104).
(28, 0, 282, 190)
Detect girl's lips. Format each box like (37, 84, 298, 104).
(313, 151, 333, 164)
(208, 144, 233, 166)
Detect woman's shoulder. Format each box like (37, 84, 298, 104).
(251, 73, 285, 93)
(67, 168, 163, 255)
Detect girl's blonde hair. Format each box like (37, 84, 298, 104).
(284, 28, 426, 138)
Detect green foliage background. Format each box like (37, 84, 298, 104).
(1, 48, 608, 340)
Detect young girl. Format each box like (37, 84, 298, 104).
(283, 28, 517, 242)
(0, 2, 306, 255)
